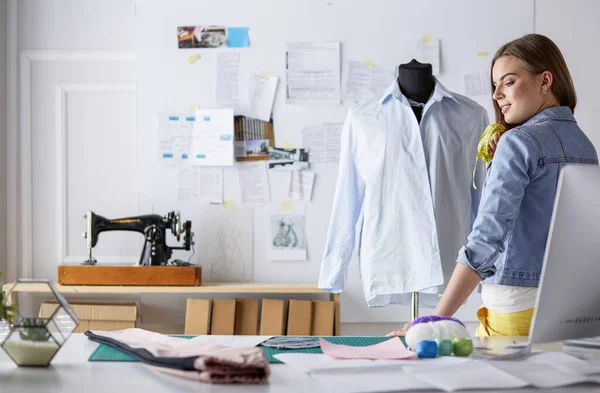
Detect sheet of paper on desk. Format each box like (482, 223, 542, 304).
(274, 353, 466, 393)
(247, 74, 278, 122)
(319, 337, 415, 360)
(404, 361, 529, 392)
(404, 352, 600, 391)
(314, 368, 433, 393)
(490, 352, 600, 388)
(274, 353, 467, 374)
(490, 359, 598, 389)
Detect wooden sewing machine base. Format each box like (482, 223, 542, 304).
(57, 265, 202, 286)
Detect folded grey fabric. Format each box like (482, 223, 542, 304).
(85, 328, 270, 384)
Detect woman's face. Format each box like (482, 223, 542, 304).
(492, 55, 549, 125)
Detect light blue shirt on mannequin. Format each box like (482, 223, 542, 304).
(318, 79, 489, 307)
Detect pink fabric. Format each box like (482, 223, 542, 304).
(90, 328, 270, 384)
(319, 337, 416, 360)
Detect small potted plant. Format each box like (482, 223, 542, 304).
(0, 278, 78, 367)
(2, 317, 60, 367)
(0, 271, 16, 342)
(0, 272, 15, 322)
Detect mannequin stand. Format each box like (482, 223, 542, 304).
(411, 291, 419, 321)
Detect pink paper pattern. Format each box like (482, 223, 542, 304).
(319, 337, 416, 360)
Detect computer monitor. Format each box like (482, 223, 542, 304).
(529, 164, 600, 344)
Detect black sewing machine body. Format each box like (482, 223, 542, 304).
(83, 211, 193, 266)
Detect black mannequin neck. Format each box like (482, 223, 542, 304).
(397, 60, 435, 122)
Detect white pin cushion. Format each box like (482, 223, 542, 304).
(405, 316, 470, 350)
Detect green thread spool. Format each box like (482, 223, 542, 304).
(452, 337, 473, 357)
(435, 338, 453, 356)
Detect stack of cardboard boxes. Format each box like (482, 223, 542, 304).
(185, 298, 335, 336)
(39, 303, 137, 333)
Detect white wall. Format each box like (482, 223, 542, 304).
(535, 0, 600, 149)
(0, 0, 7, 279)
(8, 0, 599, 332)
(17, 0, 134, 50)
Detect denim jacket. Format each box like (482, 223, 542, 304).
(457, 106, 598, 287)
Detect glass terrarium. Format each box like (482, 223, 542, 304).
(0, 279, 78, 367)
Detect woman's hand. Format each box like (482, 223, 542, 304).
(386, 322, 411, 337)
(488, 132, 503, 155)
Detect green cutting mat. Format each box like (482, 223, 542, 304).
(88, 336, 405, 364)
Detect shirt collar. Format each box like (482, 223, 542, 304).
(522, 106, 575, 126)
(379, 77, 459, 106)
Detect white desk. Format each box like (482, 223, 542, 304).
(0, 334, 599, 393)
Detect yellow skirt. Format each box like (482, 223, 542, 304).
(475, 305, 534, 337)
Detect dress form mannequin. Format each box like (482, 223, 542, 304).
(397, 59, 435, 123)
(397, 59, 436, 320)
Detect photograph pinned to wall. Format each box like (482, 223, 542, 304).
(245, 139, 270, 157)
(268, 147, 309, 161)
(268, 160, 309, 171)
(269, 203, 307, 261)
(177, 26, 227, 48)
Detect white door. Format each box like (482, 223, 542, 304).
(20, 52, 139, 280)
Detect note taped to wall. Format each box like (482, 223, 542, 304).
(156, 109, 235, 167)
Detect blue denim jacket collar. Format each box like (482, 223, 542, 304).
(522, 106, 574, 126)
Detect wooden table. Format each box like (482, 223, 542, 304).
(2, 282, 341, 335)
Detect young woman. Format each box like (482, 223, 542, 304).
(389, 34, 598, 337)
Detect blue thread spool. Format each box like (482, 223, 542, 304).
(416, 340, 438, 358)
(435, 339, 453, 356)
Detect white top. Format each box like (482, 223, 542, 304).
(481, 283, 538, 313)
(319, 79, 488, 307)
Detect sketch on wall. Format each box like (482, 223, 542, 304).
(269, 209, 307, 261)
(197, 207, 253, 282)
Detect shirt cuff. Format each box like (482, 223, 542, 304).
(456, 246, 496, 280)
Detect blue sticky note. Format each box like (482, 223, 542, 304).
(181, 153, 188, 159)
(185, 116, 196, 122)
(168, 116, 179, 121)
(220, 134, 232, 141)
(196, 154, 206, 159)
(162, 153, 173, 159)
(227, 27, 249, 48)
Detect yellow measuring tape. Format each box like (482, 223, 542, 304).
(472, 123, 506, 189)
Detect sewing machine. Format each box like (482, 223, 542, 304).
(82, 211, 194, 266)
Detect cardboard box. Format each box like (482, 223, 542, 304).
(39, 302, 137, 333)
(286, 299, 312, 336)
(234, 298, 259, 335)
(210, 299, 236, 335)
(311, 300, 335, 336)
(259, 299, 286, 335)
(184, 298, 210, 335)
